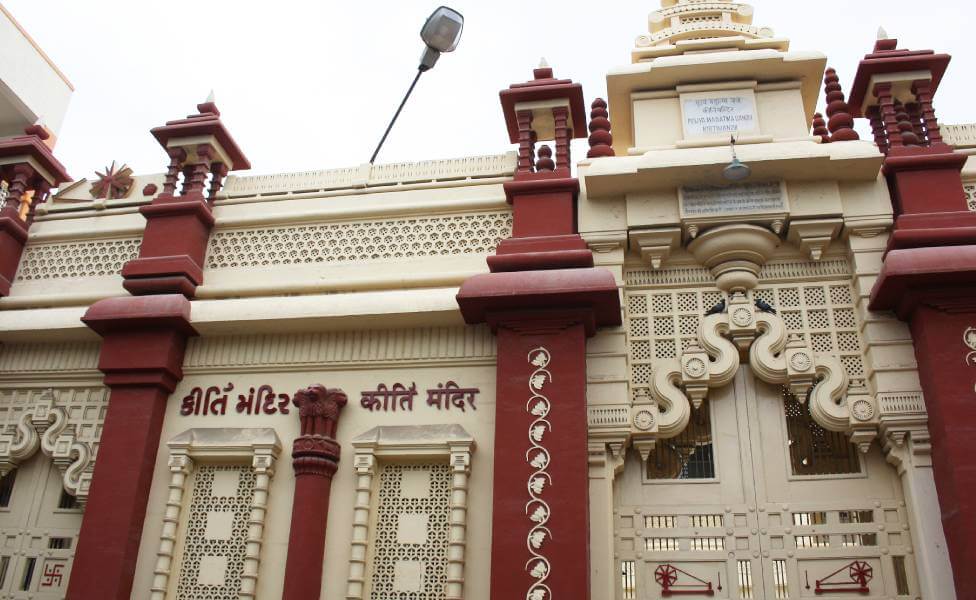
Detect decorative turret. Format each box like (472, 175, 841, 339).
(120, 95, 250, 297)
(811, 112, 830, 143)
(0, 123, 71, 295)
(586, 98, 615, 158)
(823, 68, 859, 141)
(632, 0, 786, 61)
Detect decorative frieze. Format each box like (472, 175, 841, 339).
(624, 258, 853, 288)
(16, 237, 142, 281)
(0, 342, 100, 373)
(204, 211, 512, 271)
(182, 326, 496, 371)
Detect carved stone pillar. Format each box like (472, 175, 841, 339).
(281, 384, 348, 600)
(66, 295, 197, 600)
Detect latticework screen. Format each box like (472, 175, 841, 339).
(369, 463, 451, 599)
(176, 465, 255, 600)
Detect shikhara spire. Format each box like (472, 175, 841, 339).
(633, 0, 783, 60)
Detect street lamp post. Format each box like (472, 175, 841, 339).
(369, 6, 464, 164)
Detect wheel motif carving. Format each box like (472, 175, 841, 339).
(633, 409, 655, 431)
(851, 399, 874, 422)
(684, 357, 707, 378)
(789, 352, 813, 372)
(731, 307, 752, 327)
(654, 564, 679, 587)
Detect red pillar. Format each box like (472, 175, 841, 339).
(281, 385, 348, 599)
(0, 126, 70, 295)
(458, 64, 620, 600)
(855, 35, 976, 596)
(66, 295, 197, 600)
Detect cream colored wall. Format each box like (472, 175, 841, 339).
(629, 82, 812, 151)
(129, 329, 498, 600)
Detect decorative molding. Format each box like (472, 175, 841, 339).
(943, 123, 976, 149)
(525, 348, 553, 600)
(0, 387, 108, 505)
(347, 425, 474, 600)
(0, 341, 101, 373)
(16, 237, 141, 281)
(624, 258, 852, 288)
(151, 428, 281, 600)
(587, 405, 630, 429)
(183, 326, 496, 371)
(220, 153, 517, 198)
(629, 227, 682, 270)
(204, 211, 512, 271)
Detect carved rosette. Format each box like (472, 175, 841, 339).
(291, 384, 347, 477)
(646, 292, 880, 452)
(525, 348, 553, 600)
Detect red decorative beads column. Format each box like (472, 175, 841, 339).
(458, 64, 620, 600)
(67, 295, 197, 600)
(850, 36, 975, 596)
(0, 125, 70, 296)
(282, 385, 348, 600)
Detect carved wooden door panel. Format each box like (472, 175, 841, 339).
(614, 369, 919, 599)
(0, 454, 80, 598)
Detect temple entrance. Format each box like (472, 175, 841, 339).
(613, 368, 918, 599)
(0, 453, 81, 598)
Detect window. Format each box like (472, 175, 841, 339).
(647, 402, 714, 479)
(645, 537, 679, 551)
(690, 537, 725, 551)
(737, 560, 754, 599)
(784, 390, 860, 475)
(57, 489, 80, 510)
(645, 515, 676, 528)
(0, 470, 16, 507)
(893, 556, 910, 595)
(621, 560, 636, 599)
(792, 511, 827, 526)
(772, 559, 789, 598)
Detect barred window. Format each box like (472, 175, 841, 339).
(784, 390, 860, 476)
(646, 402, 714, 479)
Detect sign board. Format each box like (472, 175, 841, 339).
(680, 181, 787, 218)
(681, 90, 759, 138)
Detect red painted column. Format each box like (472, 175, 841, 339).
(909, 300, 976, 593)
(460, 64, 620, 600)
(490, 314, 590, 599)
(66, 295, 197, 600)
(282, 385, 348, 599)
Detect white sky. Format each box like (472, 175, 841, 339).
(6, 0, 975, 180)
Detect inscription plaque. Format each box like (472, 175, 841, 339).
(680, 181, 786, 217)
(682, 92, 758, 137)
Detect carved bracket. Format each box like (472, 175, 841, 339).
(0, 389, 97, 505)
(643, 292, 879, 453)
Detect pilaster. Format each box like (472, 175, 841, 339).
(282, 384, 348, 600)
(66, 294, 197, 600)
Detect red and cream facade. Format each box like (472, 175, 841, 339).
(0, 1, 974, 599)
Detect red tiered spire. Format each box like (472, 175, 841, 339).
(811, 112, 830, 143)
(823, 68, 859, 142)
(586, 98, 615, 158)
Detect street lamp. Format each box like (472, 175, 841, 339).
(369, 6, 464, 164)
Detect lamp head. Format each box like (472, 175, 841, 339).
(418, 6, 464, 71)
(723, 135, 751, 181)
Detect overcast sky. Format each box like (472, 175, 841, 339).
(6, 0, 974, 180)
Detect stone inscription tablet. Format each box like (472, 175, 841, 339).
(683, 93, 758, 137)
(680, 181, 786, 217)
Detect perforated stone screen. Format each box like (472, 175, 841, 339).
(369, 463, 451, 600)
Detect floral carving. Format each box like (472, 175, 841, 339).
(524, 347, 553, 600)
(964, 327, 976, 365)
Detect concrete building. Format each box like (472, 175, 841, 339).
(0, 1, 975, 598)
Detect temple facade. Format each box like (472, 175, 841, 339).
(0, 1, 975, 599)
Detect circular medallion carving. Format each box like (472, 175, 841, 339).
(731, 307, 753, 327)
(789, 352, 813, 372)
(851, 399, 875, 422)
(684, 357, 707, 378)
(634, 409, 655, 431)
